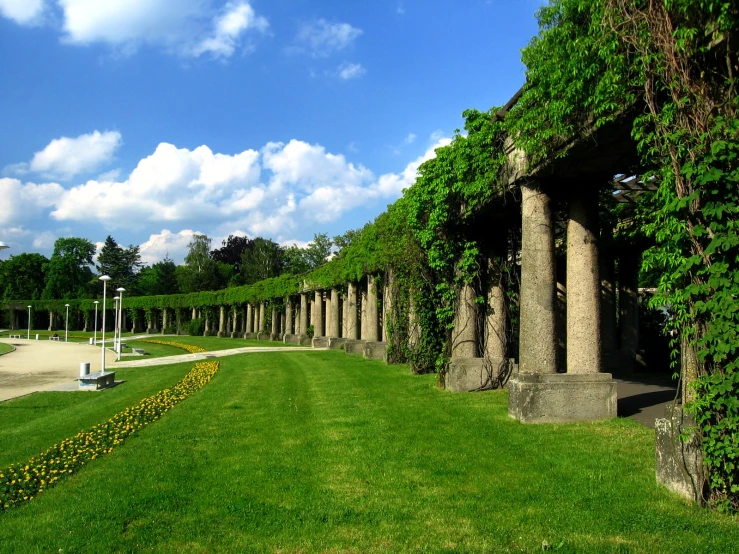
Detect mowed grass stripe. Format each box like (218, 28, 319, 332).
(0, 352, 736, 553)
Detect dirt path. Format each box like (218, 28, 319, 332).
(0, 338, 116, 402)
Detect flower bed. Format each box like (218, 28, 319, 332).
(138, 339, 207, 354)
(0, 360, 219, 512)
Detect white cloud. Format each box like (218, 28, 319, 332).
(24, 130, 122, 180)
(0, 0, 44, 25)
(190, 1, 269, 59)
(3, 133, 453, 264)
(337, 62, 366, 80)
(403, 133, 417, 145)
(0, 178, 64, 225)
(32, 231, 57, 249)
(0, 0, 272, 59)
(294, 19, 362, 57)
(139, 229, 201, 265)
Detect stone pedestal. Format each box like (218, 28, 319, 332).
(312, 337, 329, 348)
(344, 339, 365, 355)
(363, 341, 387, 361)
(447, 357, 511, 392)
(655, 406, 704, 503)
(327, 337, 346, 350)
(507, 373, 617, 424)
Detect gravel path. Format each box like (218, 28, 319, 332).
(0, 338, 116, 402)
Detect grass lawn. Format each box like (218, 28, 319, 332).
(0, 351, 736, 552)
(119, 335, 301, 360)
(0, 343, 14, 355)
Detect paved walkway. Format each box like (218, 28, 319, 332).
(115, 346, 322, 368)
(615, 377, 678, 428)
(0, 338, 116, 402)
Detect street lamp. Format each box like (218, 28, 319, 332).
(93, 301, 99, 345)
(113, 296, 120, 358)
(116, 287, 126, 360)
(0, 241, 8, 252)
(99, 275, 111, 373)
(64, 304, 70, 342)
(27, 306, 31, 340)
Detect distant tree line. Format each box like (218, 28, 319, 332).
(0, 231, 357, 301)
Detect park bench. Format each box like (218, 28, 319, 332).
(132, 347, 146, 355)
(78, 371, 116, 390)
(9, 334, 21, 339)
(49, 336, 60, 341)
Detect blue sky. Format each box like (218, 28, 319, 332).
(0, 0, 544, 265)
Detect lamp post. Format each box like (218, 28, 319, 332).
(116, 287, 126, 360)
(0, 241, 8, 253)
(93, 301, 99, 345)
(113, 296, 120, 357)
(64, 304, 70, 342)
(99, 275, 111, 373)
(27, 305, 31, 340)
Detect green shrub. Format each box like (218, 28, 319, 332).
(187, 318, 204, 336)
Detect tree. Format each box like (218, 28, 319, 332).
(0, 253, 48, 300)
(177, 234, 222, 293)
(137, 256, 179, 296)
(96, 235, 142, 291)
(333, 228, 360, 258)
(282, 244, 310, 275)
(304, 233, 333, 269)
(210, 235, 254, 275)
(42, 238, 96, 299)
(240, 237, 284, 284)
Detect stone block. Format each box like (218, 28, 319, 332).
(446, 357, 512, 392)
(655, 406, 705, 503)
(344, 339, 365, 355)
(508, 372, 617, 424)
(363, 341, 387, 361)
(243, 332, 257, 339)
(327, 337, 346, 350)
(312, 337, 329, 348)
(283, 334, 300, 345)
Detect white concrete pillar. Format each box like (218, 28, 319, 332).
(519, 181, 558, 374)
(217, 305, 226, 337)
(328, 289, 340, 337)
(299, 293, 308, 335)
(566, 189, 602, 374)
(451, 282, 478, 358)
(344, 283, 358, 340)
(313, 290, 324, 337)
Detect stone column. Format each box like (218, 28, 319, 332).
(518, 182, 557, 374)
(245, 304, 253, 335)
(285, 298, 294, 334)
(344, 283, 358, 340)
(360, 284, 368, 340)
(365, 274, 379, 342)
(451, 282, 478, 358)
(619, 251, 640, 368)
(299, 293, 308, 335)
(231, 309, 239, 338)
(191, 307, 197, 320)
(279, 313, 285, 337)
(328, 289, 340, 337)
(566, 189, 602, 373)
(83, 311, 89, 332)
(217, 305, 226, 337)
(258, 303, 265, 334)
(48, 310, 55, 331)
(271, 308, 278, 339)
(161, 308, 168, 334)
(408, 293, 420, 350)
(382, 270, 394, 343)
(485, 258, 507, 361)
(313, 290, 324, 337)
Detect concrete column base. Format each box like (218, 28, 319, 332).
(270, 333, 279, 341)
(446, 357, 513, 392)
(327, 337, 346, 350)
(363, 341, 387, 361)
(312, 337, 329, 348)
(243, 332, 257, 339)
(655, 405, 705, 503)
(257, 332, 269, 341)
(344, 339, 366, 355)
(217, 331, 225, 337)
(508, 373, 617, 424)
(283, 333, 300, 344)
